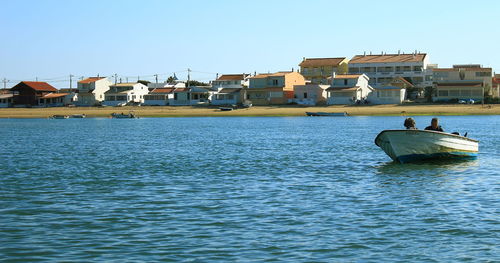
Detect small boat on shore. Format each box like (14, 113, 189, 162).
(375, 130, 479, 163)
(51, 115, 69, 119)
(306, 112, 348, 117)
(70, 114, 86, 118)
(219, 107, 233, 111)
(111, 111, 138, 119)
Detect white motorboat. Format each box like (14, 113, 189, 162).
(375, 129, 478, 163)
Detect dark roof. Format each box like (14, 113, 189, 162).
(219, 88, 242, 93)
(11, 81, 57, 92)
(326, 86, 360, 91)
(435, 82, 483, 87)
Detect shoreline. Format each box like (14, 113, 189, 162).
(0, 104, 499, 118)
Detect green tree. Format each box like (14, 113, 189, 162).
(424, 86, 435, 102)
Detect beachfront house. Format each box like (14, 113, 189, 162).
(76, 77, 112, 106)
(348, 52, 432, 91)
(290, 84, 329, 105)
(167, 87, 213, 106)
(432, 65, 493, 102)
(10, 81, 58, 106)
(143, 88, 175, 106)
(247, 71, 306, 105)
(211, 88, 242, 105)
(369, 77, 412, 104)
(0, 94, 14, 108)
(493, 74, 500, 98)
(38, 92, 78, 107)
(103, 82, 149, 106)
(326, 74, 373, 105)
(299, 57, 349, 84)
(211, 74, 250, 89)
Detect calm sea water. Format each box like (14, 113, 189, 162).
(0, 116, 499, 262)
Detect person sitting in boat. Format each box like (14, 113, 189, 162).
(424, 118, 444, 132)
(404, 117, 417, 130)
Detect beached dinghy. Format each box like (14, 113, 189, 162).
(306, 112, 348, 116)
(375, 130, 478, 163)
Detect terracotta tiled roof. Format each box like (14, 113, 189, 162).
(174, 88, 190, 92)
(250, 72, 291, 79)
(78, 77, 105, 84)
(299, 57, 346, 67)
(151, 88, 175, 93)
(13, 81, 58, 92)
(350, 53, 426, 64)
(493, 77, 500, 84)
(332, 74, 362, 79)
(217, 74, 249, 81)
(40, 93, 69, 99)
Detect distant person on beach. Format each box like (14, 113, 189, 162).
(404, 117, 417, 130)
(424, 118, 444, 132)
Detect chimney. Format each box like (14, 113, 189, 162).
(216, 73, 219, 80)
(97, 73, 100, 77)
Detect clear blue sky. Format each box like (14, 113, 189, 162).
(1, 0, 498, 88)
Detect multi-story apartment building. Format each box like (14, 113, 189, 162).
(247, 71, 305, 105)
(348, 52, 432, 89)
(299, 57, 349, 84)
(433, 64, 493, 101)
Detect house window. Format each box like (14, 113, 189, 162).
(304, 92, 308, 99)
(344, 79, 348, 85)
(476, 72, 490, 77)
(272, 79, 278, 86)
(438, 90, 449, 97)
(174, 93, 178, 100)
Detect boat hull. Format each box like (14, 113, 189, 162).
(375, 130, 478, 163)
(306, 112, 347, 116)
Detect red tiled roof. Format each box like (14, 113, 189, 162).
(217, 74, 249, 81)
(151, 88, 175, 94)
(14, 81, 58, 92)
(174, 88, 190, 92)
(350, 53, 426, 64)
(78, 77, 105, 84)
(299, 57, 346, 67)
(493, 77, 500, 84)
(40, 93, 69, 99)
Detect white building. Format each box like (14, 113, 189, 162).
(348, 52, 432, 89)
(76, 77, 112, 106)
(290, 84, 329, 105)
(369, 77, 412, 104)
(211, 74, 250, 89)
(103, 83, 149, 106)
(326, 74, 373, 105)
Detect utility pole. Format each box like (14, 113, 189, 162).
(187, 68, 191, 88)
(126, 77, 129, 83)
(69, 74, 74, 91)
(2, 78, 8, 90)
(154, 74, 158, 86)
(114, 74, 118, 85)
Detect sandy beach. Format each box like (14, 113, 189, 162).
(0, 104, 499, 118)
